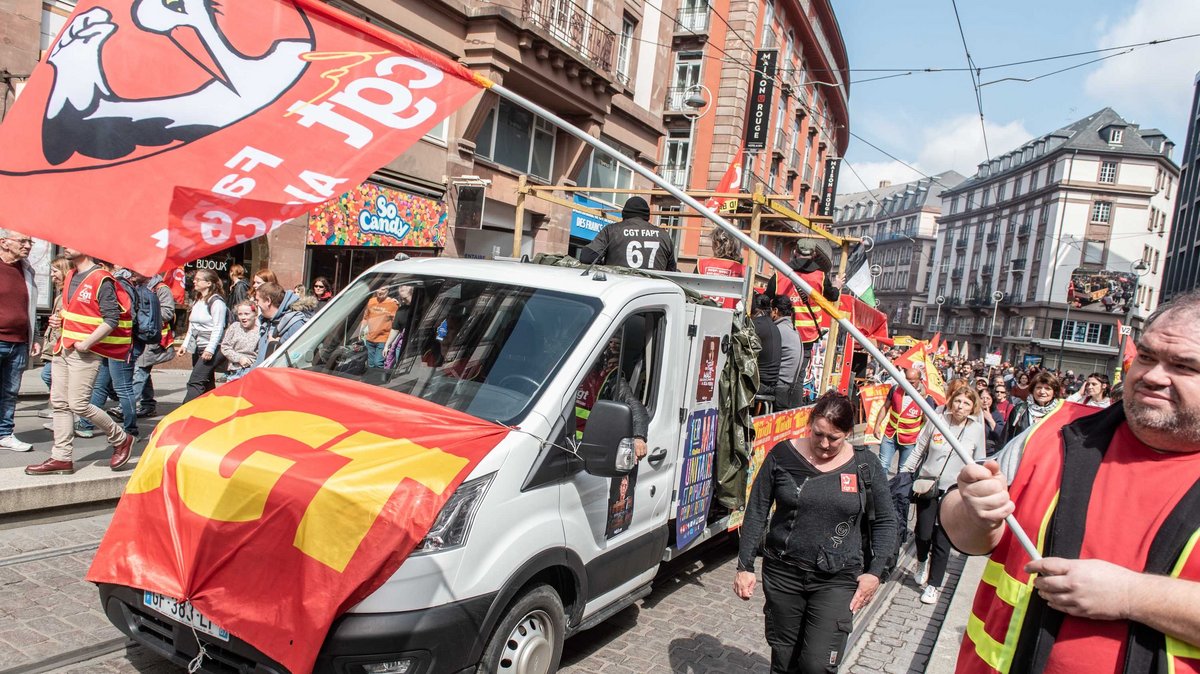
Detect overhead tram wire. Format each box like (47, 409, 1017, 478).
(978, 48, 1135, 87)
(949, 0, 990, 161)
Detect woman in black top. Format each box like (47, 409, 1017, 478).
(735, 392, 897, 673)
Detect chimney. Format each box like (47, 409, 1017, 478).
(878, 180, 892, 188)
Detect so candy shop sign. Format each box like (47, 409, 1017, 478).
(307, 182, 448, 247)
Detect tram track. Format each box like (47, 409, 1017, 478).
(0, 637, 134, 674)
(0, 541, 101, 568)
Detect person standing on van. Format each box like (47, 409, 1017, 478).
(177, 269, 227, 403)
(735, 392, 896, 673)
(773, 295, 803, 410)
(26, 248, 135, 475)
(579, 197, 678, 271)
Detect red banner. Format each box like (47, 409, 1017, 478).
(86, 368, 508, 673)
(704, 148, 744, 213)
(0, 0, 483, 274)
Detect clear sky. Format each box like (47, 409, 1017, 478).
(829, 0, 1200, 194)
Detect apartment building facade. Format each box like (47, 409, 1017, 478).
(1162, 72, 1200, 302)
(830, 171, 965, 333)
(925, 108, 1179, 373)
(658, 0, 849, 269)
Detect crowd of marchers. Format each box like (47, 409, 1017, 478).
(0, 227, 330, 475)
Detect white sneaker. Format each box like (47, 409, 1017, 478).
(37, 409, 53, 419)
(920, 585, 940, 605)
(0, 435, 33, 452)
(916, 560, 930, 586)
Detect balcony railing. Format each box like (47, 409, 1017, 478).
(986, 233, 999, 244)
(951, 268, 964, 279)
(802, 164, 814, 186)
(772, 133, 787, 158)
(665, 86, 692, 112)
(661, 165, 689, 189)
(981, 265, 994, 276)
(676, 5, 709, 32)
(1017, 224, 1031, 238)
(1010, 257, 1027, 272)
(955, 238, 968, 249)
(790, 149, 801, 175)
(523, 0, 616, 72)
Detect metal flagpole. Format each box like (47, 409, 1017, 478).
(486, 81, 1042, 562)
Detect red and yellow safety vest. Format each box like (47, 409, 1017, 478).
(696, 258, 745, 310)
(958, 402, 1200, 674)
(883, 385, 925, 445)
(58, 267, 133, 361)
(775, 269, 830, 343)
(575, 367, 616, 440)
(152, 281, 175, 348)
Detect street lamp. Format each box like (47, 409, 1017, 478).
(682, 84, 712, 189)
(934, 295, 945, 334)
(987, 290, 1004, 356)
(1114, 259, 1152, 383)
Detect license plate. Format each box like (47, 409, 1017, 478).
(142, 591, 230, 642)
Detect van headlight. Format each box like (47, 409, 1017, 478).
(414, 473, 494, 554)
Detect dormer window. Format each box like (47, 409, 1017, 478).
(1109, 128, 1124, 145)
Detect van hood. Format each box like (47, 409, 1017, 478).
(86, 368, 510, 674)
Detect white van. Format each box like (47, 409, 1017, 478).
(97, 257, 750, 674)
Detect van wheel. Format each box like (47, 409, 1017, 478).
(478, 584, 565, 674)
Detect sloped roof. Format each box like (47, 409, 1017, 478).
(947, 107, 1174, 193)
(834, 170, 967, 222)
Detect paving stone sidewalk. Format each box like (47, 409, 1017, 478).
(843, 551, 968, 674)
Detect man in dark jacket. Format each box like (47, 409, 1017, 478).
(254, 282, 309, 365)
(751, 293, 781, 395)
(579, 197, 678, 271)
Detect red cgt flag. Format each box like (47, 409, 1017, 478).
(0, 0, 484, 274)
(86, 368, 509, 673)
(704, 148, 745, 213)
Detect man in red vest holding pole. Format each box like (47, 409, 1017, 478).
(767, 239, 841, 344)
(942, 290, 1200, 674)
(26, 249, 135, 476)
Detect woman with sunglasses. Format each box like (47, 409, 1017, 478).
(311, 277, 333, 307)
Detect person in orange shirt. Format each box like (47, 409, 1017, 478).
(361, 287, 399, 369)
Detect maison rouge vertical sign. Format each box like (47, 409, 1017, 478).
(743, 50, 778, 151)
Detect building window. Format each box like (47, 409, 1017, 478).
(575, 141, 636, 208)
(662, 130, 692, 188)
(616, 18, 635, 86)
(1098, 161, 1117, 184)
(1029, 170, 1039, 190)
(1090, 201, 1112, 224)
(1109, 128, 1123, 145)
(1082, 239, 1105, 265)
(41, 0, 77, 52)
(474, 99, 557, 181)
(1051, 319, 1113, 346)
(912, 306, 923, 325)
(996, 182, 1006, 202)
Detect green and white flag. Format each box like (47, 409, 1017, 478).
(844, 242, 876, 307)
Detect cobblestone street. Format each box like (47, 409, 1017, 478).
(0, 513, 970, 673)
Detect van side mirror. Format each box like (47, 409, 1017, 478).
(579, 400, 637, 477)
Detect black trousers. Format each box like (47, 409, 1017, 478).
(914, 489, 952, 588)
(761, 558, 858, 674)
(183, 351, 225, 403)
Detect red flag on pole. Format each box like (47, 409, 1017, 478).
(0, 0, 485, 273)
(704, 148, 745, 213)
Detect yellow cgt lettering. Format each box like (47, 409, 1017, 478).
(174, 411, 348, 523)
(127, 395, 254, 494)
(295, 432, 469, 571)
(128, 396, 474, 572)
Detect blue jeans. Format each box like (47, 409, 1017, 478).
(41, 361, 52, 389)
(80, 344, 142, 437)
(0, 341, 28, 437)
(132, 364, 154, 407)
(878, 436, 915, 477)
(365, 340, 385, 368)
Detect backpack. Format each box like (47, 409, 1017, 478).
(118, 277, 163, 346)
(855, 449, 900, 581)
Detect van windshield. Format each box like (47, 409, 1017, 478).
(266, 272, 601, 425)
